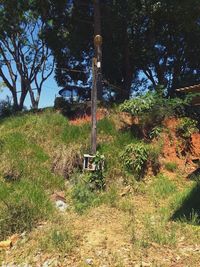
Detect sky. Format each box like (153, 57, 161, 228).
(0, 72, 61, 109)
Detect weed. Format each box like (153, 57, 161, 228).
(71, 182, 101, 214)
(119, 198, 134, 215)
(103, 186, 119, 207)
(0, 180, 53, 240)
(40, 226, 74, 254)
(164, 162, 178, 172)
(143, 214, 177, 246)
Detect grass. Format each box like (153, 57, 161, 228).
(150, 174, 177, 199)
(164, 162, 178, 172)
(0, 109, 85, 238)
(142, 214, 177, 246)
(40, 225, 74, 254)
(0, 108, 200, 265)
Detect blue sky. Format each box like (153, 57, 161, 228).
(0, 73, 61, 109)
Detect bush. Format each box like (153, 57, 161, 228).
(121, 142, 161, 179)
(176, 117, 198, 139)
(54, 97, 71, 116)
(71, 182, 101, 213)
(119, 91, 192, 136)
(149, 126, 163, 139)
(0, 98, 13, 118)
(121, 143, 148, 179)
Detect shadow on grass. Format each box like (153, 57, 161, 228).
(172, 182, 200, 225)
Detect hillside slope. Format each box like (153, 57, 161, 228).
(0, 109, 200, 266)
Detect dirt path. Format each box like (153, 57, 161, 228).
(68, 205, 137, 267)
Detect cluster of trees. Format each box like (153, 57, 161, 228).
(0, 0, 200, 110)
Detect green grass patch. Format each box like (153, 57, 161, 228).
(150, 174, 177, 199)
(164, 162, 178, 172)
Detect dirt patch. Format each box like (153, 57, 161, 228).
(159, 118, 200, 175)
(70, 108, 108, 125)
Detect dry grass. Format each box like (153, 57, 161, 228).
(51, 143, 83, 179)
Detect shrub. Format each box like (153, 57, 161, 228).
(119, 91, 192, 135)
(121, 143, 148, 179)
(54, 97, 71, 116)
(71, 182, 101, 213)
(149, 126, 163, 139)
(0, 98, 13, 118)
(121, 142, 161, 179)
(176, 117, 198, 139)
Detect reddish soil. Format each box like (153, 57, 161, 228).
(69, 108, 108, 125)
(161, 118, 200, 174)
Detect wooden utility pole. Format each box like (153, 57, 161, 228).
(91, 0, 102, 154)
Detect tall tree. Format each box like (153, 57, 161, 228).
(40, 0, 200, 101)
(0, 0, 54, 110)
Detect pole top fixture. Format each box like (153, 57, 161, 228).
(94, 35, 103, 47)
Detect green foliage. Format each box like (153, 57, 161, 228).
(121, 143, 148, 179)
(41, 0, 200, 100)
(121, 142, 161, 179)
(119, 92, 156, 116)
(90, 152, 105, 190)
(54, 97, 71, 116)
(176, 117, 198, 139)
(164, 162, 178, 172)
(149, 126, 163, 139)
(71, 182, 101, 214)
(0, 98, 13, 118)
(120, 91, 190, 121)
(150, 174, 177, 199)
(0, 181, 53, 240)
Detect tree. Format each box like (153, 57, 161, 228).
(40, 0, 200, 101)
(133, 0, 200, 96)
(0, 0, 54, 111)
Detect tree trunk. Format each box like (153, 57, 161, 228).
(12, 91, 21, 111)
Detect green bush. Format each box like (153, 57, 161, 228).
(121, 142, 161, 179)
(0, 98, 13, 118)
(71, 182, 101, 213)
(149, 126, 163, 139)
(119, 91, 193, 134)
(121, 143, 148, 179)
(54, 97, 71, 116)
(176, 117, 198, 139)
